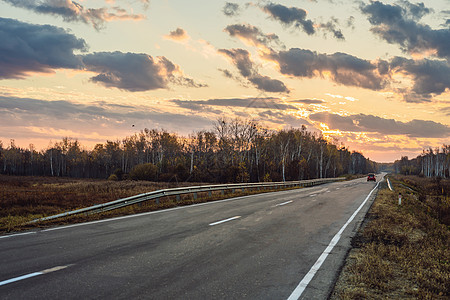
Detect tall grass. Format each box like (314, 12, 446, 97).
(331, 175, 449, 299)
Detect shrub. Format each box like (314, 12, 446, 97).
(112, 168, 124, 180)
(129, 163, 158, 181)
(107, 174, 118, 181)
(173, 163, 189, 181)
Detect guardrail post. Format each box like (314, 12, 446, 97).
(176, 194, 181, 202)
(208, 191, 212, 197)
(221, 190, 225, 196)
(193, 192, 198, 200)
(232, 188, 235, 193)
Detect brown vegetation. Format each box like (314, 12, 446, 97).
(331, 175, 450, 299)
(0, 175, 300, 233)
(0, 175, 202, 233)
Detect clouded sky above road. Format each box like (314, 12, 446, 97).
(0, 0, 448, 162)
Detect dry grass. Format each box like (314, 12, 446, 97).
(331, 175, 450, 299)
(0, 175, 299, 233)
(0, 175, 204, 232)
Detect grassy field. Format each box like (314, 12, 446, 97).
(0, 175, 303, 233)
(0, 175, 214, 232)
(331, 175, 450, 299)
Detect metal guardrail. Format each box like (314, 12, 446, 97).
(29, 178, 345, 223)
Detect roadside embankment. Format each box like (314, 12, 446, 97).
(331, 175, 449, 299)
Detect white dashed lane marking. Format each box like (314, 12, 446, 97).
(209, 216, 241, 226)
(0, 265, 70, 286)
(276, 200, 293, 207)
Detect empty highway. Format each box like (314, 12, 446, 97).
(0, 175, 383, 299)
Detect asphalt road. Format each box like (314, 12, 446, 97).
(0, 175, 383, 299)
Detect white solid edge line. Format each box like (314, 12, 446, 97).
(209, 216, 241, 226)
(0, 231, 36, 239)
(0, 272, 43, 286)
(0, 265, 70, 286)
(287, 181, 381, 300)
(276, 200, 293, 207)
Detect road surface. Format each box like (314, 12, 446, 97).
(0, 175, 382, 299)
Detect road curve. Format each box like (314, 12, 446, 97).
(0, 175, 383, 299)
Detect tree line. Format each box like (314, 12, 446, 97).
(394, 146, 450, 178)
(0, 119, 377, 182)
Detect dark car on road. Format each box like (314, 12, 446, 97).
(367, 173, 376, 181)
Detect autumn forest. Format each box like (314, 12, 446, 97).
(2, 119, 379, 183)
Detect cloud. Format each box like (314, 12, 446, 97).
(171, 98, 310, 128)
(172, 97, 297, 110)
(261, 3, 315, 35)
(0, 95, 106, 120)
(389, 56, 450, 102)
(261, 3, 345, 40)
(265, 48, 387, 90)
(248, 74, 290, 93)
(0, 95, 213, 143)
(440, 107, 450, 116)
(218, 48, 289, 93)
(223, 23, 446, 101)
(218, 49, 252, 77)
(400, 0, 432, 19)
(289, 99, 325, 104)
(360, 0, 450, 59)
(139, 0, 150, 9)
(237, 28, 446, 101)
(0, 18, 205, 91)
(257, 110, 311, 127)
(224, 23, 284, 49)
(223, 2, 240, 17)
(82, 51, 206, 91)
(346, 16, 355, 29)
(218, 68, 236, 79)
(1, 0, 145, 30)
(309, 112, 450, 138)
(172, 97, 310, 128)
(164, 27, 190, 41)
(0, 17, 86, 79)
(318, 17, 345, 40)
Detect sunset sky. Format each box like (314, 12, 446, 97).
(0, 0, 449, 162)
